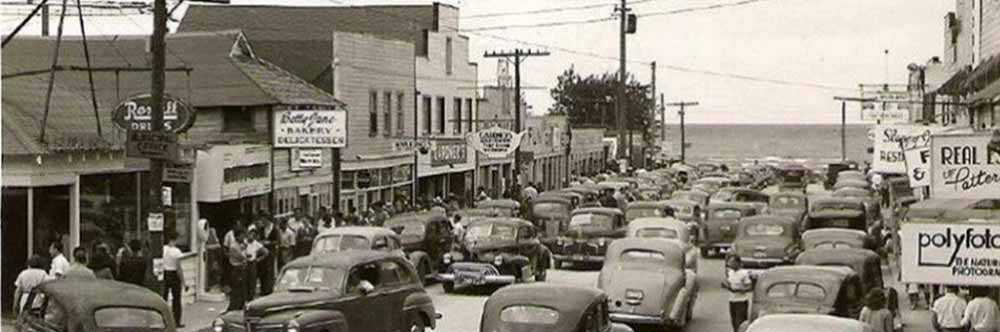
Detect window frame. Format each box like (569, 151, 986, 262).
(397, 92, 406, 137)
(445, 37, 453, 75)
(422, 96, 432, 135)
(369, 91, 379, 137)
(454, 97, 463, 134)
(222, 106, 253, 133)
(383, 92, 393, 137)
(436, 97, 446, 134)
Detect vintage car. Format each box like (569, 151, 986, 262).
(563, 186, 602, 205)
(731, 215, 801, 268)
(746, 265, 864, 323)
(599, 238, 698, 329)
(625, 201, 675, 223)
(627, 217, 698, 272)
(478, 199, 522, 217)
(17, 278, 174, 332)
(458, 208, 503, 220)
(832, 187, 882, 223)
(691, 181, 722, 197)
(824, 161, 859, 190)
(796, 248, 884, 296)
(804, 197, 868, 232)
(836, 170, 867, 183)
(696, 163, 722, 174)
(550, 207, 627, 268)
(480, 283, 634, 332)
(710, 188, 770, 214)
(801, 229, 871, 250)
(531, 196, 575, 239)
(768, 192, 808, 222)
(539, 191, 584, 208)
(742, 314, 873, 332)
(672, 190, 710, 211)
(635, 185, 663, 201)
(312, 226, 406, 258)
(213, 251, 439, 332)
(700, 202, 759, 257)
(833, 179, 870, 191)
(384, 212, 454, 281)
(439, 217, 550, 292)
(777, 164, 809, 193)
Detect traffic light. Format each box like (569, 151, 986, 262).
(626, 14, 637, 34)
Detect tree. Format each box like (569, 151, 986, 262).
(549, 67, 654, 145)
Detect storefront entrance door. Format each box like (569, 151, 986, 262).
(2, 187, 28, 314)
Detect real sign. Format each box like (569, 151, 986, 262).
(931, 132, 1000, 199)
(273, 109, 347, 148)
(900, 221, 1000, 286)
(112, 94, 195, 133)
(466, 126, 527, 159)
(871, 124, 942, 174)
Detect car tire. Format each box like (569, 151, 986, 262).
(442, 281, 455, 294)
(407, 312, 426, 332)
(535, 266, 547, 282)
(418, 260, 431, 284)
(700, 247, 710, 258)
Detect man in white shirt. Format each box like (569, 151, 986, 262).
(726, 256, 759, 332)
(162, 232, 187, 328)
(48, 242, 70, 278)
(933, 286, 968, 332)
(962, 287, 999, 332)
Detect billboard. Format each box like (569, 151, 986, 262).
(900, 221, 1000, 286)
(871, 124, 942, 174)
(930, 132, 1000, 199)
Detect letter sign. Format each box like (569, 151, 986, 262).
(112, 94, 196, 134)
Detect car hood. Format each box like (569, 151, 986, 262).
(734, 237, 794, 258)
(601, 267, 682, 315)
(244, 290, 341, 318)
(399, 233, 423, 246)
(466, 238, 518, 252)
(771, 208, 805, 217)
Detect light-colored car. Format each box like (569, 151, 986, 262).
(768, 192, 808, 223)
(743, 314, 873, 332)
(700, 202, 759, 257)
(599, 238, 698, 329)
(481, 284, 634, 332)
(731, 215, 801, 269)
(311, 226, 406, 258)
(801, 228, 869, 250)
(746, 266, 864, 324)
(627, 217, 698, 272)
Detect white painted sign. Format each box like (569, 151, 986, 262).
(930, 132, 1000, 199)
(871, 124, 943, 174)
(466, 126, 527, 159)
(291, 149, 323, 171)
(196, 145, 272, 203)
(860, 89, 913, 124)
(903, 147, 932, 187)
(162, 187, 173, 207)
(147, 213, 164, 232)
(900, 221, 1000, 286)
(273, 109, 347, 148)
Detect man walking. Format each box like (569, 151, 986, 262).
(48, 242, 70, 278)
(64, 247, 95, 278)
(162, 232, 187, 328)
(961, 287, 999, 332)
(932, 285, 967, 332)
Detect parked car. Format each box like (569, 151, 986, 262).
(531, 196, 575, 239)
(480, 283, 634, 332)
(836, 170, 867, 183)
(563, 186, 602, 205)
(599, 238, 698, 329)
(311, 226, 406, 258)
(730, 215, 801, 269)
(700, 202, 759, 257)
(710, 188, 770, 214)
(627, 217, 698, 272)
(777, 164, 809, 193)
(635, 185, 663, 201)
(477, 199, 522, 217)
(691, 182, 722, 197)
(625, 201, 675, 223)
(768, 192, 808, 223)
(801, 228, 872, 250)
(662, 199, 704, 243)
(746, 265, 864, 324)
(438, 217, 550, 292)
(213, 251, 439, 332)
(795, 248, 884, 296)
(833, 179, 869, 191)
(832, 187, 883, 226)
(17, 278, 174, 332)
(672, 190, 710, 211)
(804, 197, 868, 232)
(384, 211, 454, 281)
(550, 207, 627, 268)
(742, 314, 873, 332)
(824, 162, 859, 190)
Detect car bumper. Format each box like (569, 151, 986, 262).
(739, 256, 788, 268)
(436, 264, 518, 285)
(553, 254, 605, 263)
(703, 243, 732, 250)
(610, 312, 668, 326)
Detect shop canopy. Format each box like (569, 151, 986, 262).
(906, 198, 1000, 222)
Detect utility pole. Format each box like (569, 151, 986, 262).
(616, 0, 630, 169)
(659, 93, 666, 144)
(484, 49, 549, 189)
(833, 96, 875, 161)
(144, 0, 167, 293)
(666, 101, 699, 163)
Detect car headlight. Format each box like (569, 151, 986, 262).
(286, 320, 300, 332)
(443, 253, 452, 264)
(598, 238, 607, 246)
(557, 238, 564, 246)
(212, 318, 224, 332)
(493, 255, 504, 266)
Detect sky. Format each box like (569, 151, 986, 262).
(1, 0, 953, 124)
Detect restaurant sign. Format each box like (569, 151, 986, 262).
(901, 221, 1000, 286)
(273, 109, 347, 148)
(872, 124, 943, 174)
(112, 94, 195, 133)
(930, 132, 1000, 199)
(431, 139, 467, 167)
(466, 126, 527, 159)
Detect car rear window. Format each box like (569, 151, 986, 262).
(745, 223, 784, 236)
(276, 266, 343, 292)
(635, 227, 678, 239)
(500, 305, 560, 325)
(94, 307, 166, 328)
(626, 208, 662, 220)
(766, 282, 826, 301)
(712, 209, 742, 219)
(313, 235, 370, 253)
(772, 196, 802, 207)
(620, 249, 666, 263)
(570, 213, 614, 230)
(533, 203, 569, 218)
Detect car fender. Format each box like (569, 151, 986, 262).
(263, 309, 348, 332)
(669, 286, 690, 323)
(408, 251, 430, 272)
(403, 291, 438, 329)
(502, 254, 530, 266)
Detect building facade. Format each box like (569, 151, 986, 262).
(474, 85, 519, 198)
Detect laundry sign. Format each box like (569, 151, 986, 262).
(930, 132, 1000, 199)
(467, 126, 527, 159)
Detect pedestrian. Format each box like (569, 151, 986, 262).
(859, 288, 894, 332)
(14, 254, 49, 313)
(117, 239, 147, 286)
(245, 229, 270, 299)
(521, 183, 538, 202)
(223, 221, 244, 292)
(48, 241, 70, 278)
(932, 285, 968, 332)
(317, 209, 336, 234)
(162, 232, 187, 328)
(226, 229, 249, 311)
(278, 218, 295, 269)
(726, 256, 756, 332)
(451, 214, 465, 242)
(961, 286, 999, 332)
(907, 282, 926, 310)
(89, 242, 115, 279)
(256, 217, 278, 296)
(885, 287, 903, 332)
(65, 247, 96, 278)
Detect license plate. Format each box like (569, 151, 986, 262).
(456, 272, 484, 285)
(753, 252, 767, 258)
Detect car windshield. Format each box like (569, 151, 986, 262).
(276, 266, 344, 292)
(466, 223, 516, 241)
(673, 192, 701, 202)
(533, 203, 569, 218)
(398, 223, 425, 236)
(620, 249, 667, 264)
(745, 223, 785, 236)
(626, 208, 662, 220)
(500, 305, 560, 325)
(312, 235, 370, 253)
(668, 204, 693, 215)
(811, 218, 854, 229)
(766, 282, 827, 301)
(635, 227, 678, 239)
(712, 209, 743, 219)
(569, 213, 614, 231)
(94, 307, 166, 328)
(772, 196, 803, 208)
(712, 191, 735, 201)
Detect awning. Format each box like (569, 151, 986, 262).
(935, 66, 970, 95)
(965, 54, 1000, 91)
(970, 77, 1000, 105)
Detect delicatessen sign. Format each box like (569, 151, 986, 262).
(466, 126, 526, 159)
(901, 222, 1000, 286)
(273, 109, 347, 148)
(930, 132, 1000, 199)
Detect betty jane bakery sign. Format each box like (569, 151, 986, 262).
(273, 109, 347, 148)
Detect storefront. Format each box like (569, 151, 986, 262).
(417, 138, 474, 204)
(196, 144, 272, 233)
(340, 163, 414, 212)
(271, 105, 347, 217)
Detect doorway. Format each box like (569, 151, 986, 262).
(2, 187, 28, 314)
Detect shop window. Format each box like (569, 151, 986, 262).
(341, 171, 357, 190)
(358, 170, 373, 189)
(422, 97, 432, 135)
(222, 106, 253, 132)
(384, 92, 393, 137)
(369, 91, 379, 137)
(466, 99, 474, 132)
(437, 97, 446, 134)
(397, 92, 406, 136)
(454, 97, 463, 134)
(80, 173, 141, 255)
(32, 186, 70, 259)
(445, 37, 453, 75)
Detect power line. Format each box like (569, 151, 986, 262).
(463, 2, 612, 19)
(637, 0, 771, 17)
(460, 16, 615, 32)
(658, 64, 854, 91)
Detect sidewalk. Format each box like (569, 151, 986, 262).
(179, 298, 228, 332)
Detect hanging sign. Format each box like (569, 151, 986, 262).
(930, 131, 1000, 199)
(126, 131, 179, 160)
(903, 147, 932, 187)
(431, 139, 467, 167)
(859, 88, 913, 124)
(112, 94, 196, 133)
(147, 212, 164, 232)
(466, 126, 527, 159)
(900, 221, 1000, 286)
(871, 124, 943, 174)
(273, 109, 347, 148)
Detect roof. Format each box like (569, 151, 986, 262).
(662, 199, 698, 208)
(746, 314, 871, 332)
(796, 248, 880, 268)
(761, 265, 855, 284)
(316, 226, 398, 239)
(384, 212, 449, 226)
(833, 187, 871, 197)
(811, 196, 865, 209)
(708, 202, 758, 212)
(467, 217, 534, 228)
(285, 250, 396, 269)
(971, 77, 1000, 104)
(627, 201, 672, 209)
(482, 284, 604, 332)
(572, 207, 623, 216)
(675, 190, 709, 198)
(2, 31, 340, 155)
(478, 199, 521, 209)
(564, 186, 600, 194)
(741, 215, 798, 226)
(936, 65, 971, 95)
(605, 238, 685, 266)
(39, 278, 172, 323)
(178, 4, 437, 84)
(627, 218, 689, 240)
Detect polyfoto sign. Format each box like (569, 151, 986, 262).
(871, 124, 942, 174)
(900, 222, 1000, 286)
(273, 109, 347, 148)
(466, 126, 527, 159)
(903, 147, 931, 187)
(930, 132, 1000, 199)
